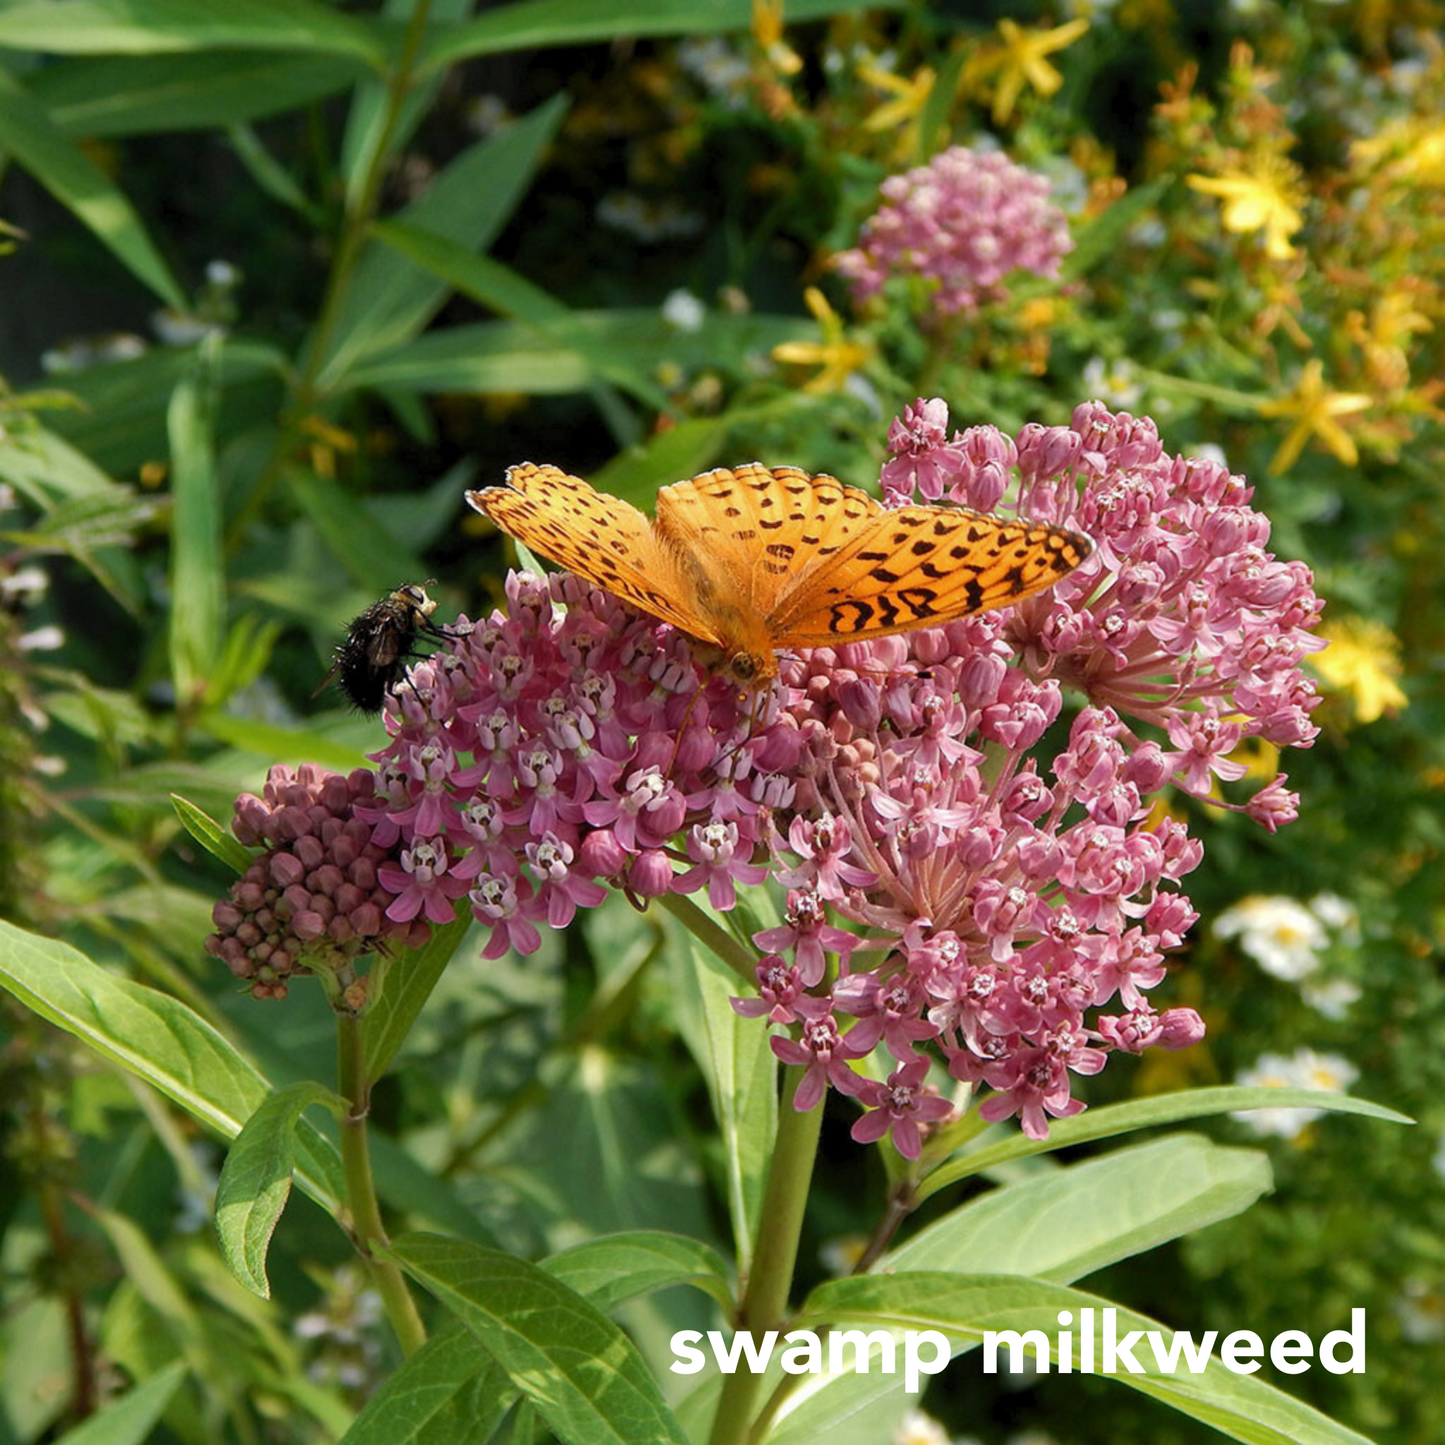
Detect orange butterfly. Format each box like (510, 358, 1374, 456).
(467, 462, 1092, 684)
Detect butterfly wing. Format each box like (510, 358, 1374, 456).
(654, 464, 884, 618)
(769, 503, 1092, 646)
(467, 463, 718, 642)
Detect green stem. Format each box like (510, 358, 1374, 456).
(654, 890, 758, 986)
(225, 0, 435, 549)
(336, 1011, 427, 1357)
(707, 1065, 823, 1445)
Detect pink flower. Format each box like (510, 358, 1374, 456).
(851, 1059, 954, 1159)
(209, 399, 1324, 1156)
(836, 146, 1073, 317)
(378, 835, 471, 924)
(771, 1009, 871, 1110)
(676, 820, 769, 909)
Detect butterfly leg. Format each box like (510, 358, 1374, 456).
(665, 681, 706, 779)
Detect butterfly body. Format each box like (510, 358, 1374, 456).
(467, 462, 1091, 683)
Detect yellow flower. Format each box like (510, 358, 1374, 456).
(857, 62, 936, 154)
(1352, 118, 1445, 186)
(1187, 156, 1305, 260)
(772, 287, 871, 394)
(1257, 360, 1370, 473)
(751, 0, 801, 76)
(1345, 285, 1432, 391)
(1309, 616, 1408, 723)
(988, 17, 1089, 125)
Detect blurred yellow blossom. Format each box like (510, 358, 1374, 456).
(1351, 118, 1445, 185)
(1310, 616, 1408, 723)
(1258, 360, 1370, 472)
(1187, 156, 1305, 260)
(857, 62, 935, 154)
(752, 0, 801, 76)
(987, 17, 1089, 125)
(772, 287, 871, 394)
(1346, 286, 1433, 391)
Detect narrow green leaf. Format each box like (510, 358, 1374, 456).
(0, 920, 344, 1212)
(283, 466, 429, 590)
(915, 1086, 1411, 1203)
(346, 311, 810, 401)
(166, 347, 225, 704)
(227, 121, 319, 217)
(795, 1274, 1373, 1445)
(170, 792, 252, 874)
(364, 914, 473, 1083)
(916, 47, 965, 160)
(891, 1137, 1271, 1283)
(216, 1081, 344, 1298)
(32, 51, 367, 137)
(388, 1234, 690, 1445)
(314, 94, 569, 389)
(421, 0, 901, 72)
(669, 933, 775, 1273)
(0, 418, 122, 506)
(1063, 175, 1172, 279)
(0, 68, 184, 306)
(2, 488, 160, 553)
(545, 1231, 733, 1313)
(197, 711, 371, 774)
(592, 398, 806, 503)
(90, 1205, 203, 1341)
(371, 220, 668, 409)
(338, 0, 474, 210)
(0, 0, 388, 67)
(50, 1362, 186, 1445)
(44, 337, 288, 476)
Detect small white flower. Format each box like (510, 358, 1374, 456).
(893, 1411, 950, 1445)
(1215, 895, 1327, 981)
(818, 1234, 868, 1276)
(1081, 355, 1143, 410)
(677, 37, 750, 96)
(1309, 891, 1360, 941)
(662, 289, 706, 332)
(1300, 977, 1361, 1019)
(152, 309, 222, 347)
(1, 566, 48, 602)
(1395, 1279, 1445, 1343)
(464, 94, 513, 136)
(1232, 1047, 1357, 1139)
(18, 625, 64, 653)
(844, 371, 881, 414)
(205, 259, 240, 287)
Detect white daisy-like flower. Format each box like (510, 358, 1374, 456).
(1215, 895, 1327, 981)
(1232, 1048, 1358, 1139)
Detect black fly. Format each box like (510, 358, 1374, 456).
(316, 582, 449, 713)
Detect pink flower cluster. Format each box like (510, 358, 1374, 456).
(208, 401, 1325, 1148)
(836, 146, 1074, 316)
(205, 765, 430, 999)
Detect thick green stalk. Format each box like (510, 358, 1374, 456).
(336, 1011, 427, 1356)
(706, 1065, 823, 1445)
